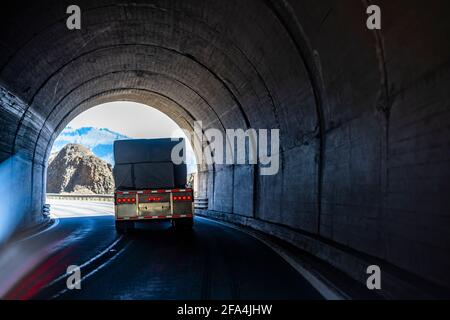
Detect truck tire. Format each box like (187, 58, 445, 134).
(115, 221, 124, 234)
(173, 218, 194, 231)
(115, 221, 134, 234)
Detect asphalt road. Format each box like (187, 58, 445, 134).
(2, 200, 323, 300)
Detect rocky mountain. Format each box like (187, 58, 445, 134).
(47, 143, 115, 194)
(51, 126, 197, 173)
(52, 127, 129, 164)
(48, 151, 58, 165)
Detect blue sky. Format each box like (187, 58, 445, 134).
(52, 101, 197, 173)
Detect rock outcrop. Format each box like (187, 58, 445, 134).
(47, 143, 114, 194)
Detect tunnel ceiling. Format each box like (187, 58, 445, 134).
(1, 0, 321, 165)
(1, 0, 448, 165)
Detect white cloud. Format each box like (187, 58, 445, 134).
(52, 101, 197, 173)
(68, 101, 182, 139)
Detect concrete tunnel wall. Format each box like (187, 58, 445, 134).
(0, 0, 449, 293)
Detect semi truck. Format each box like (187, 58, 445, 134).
(113, 138, 194, 233)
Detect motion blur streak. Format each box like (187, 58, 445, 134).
(0, 234, 69, 298)
(6, 248, 74, 300)
(0, 200, 119, 299)
(0, 154, 30, 244)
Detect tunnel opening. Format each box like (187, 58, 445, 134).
(45, 100, 199, 219)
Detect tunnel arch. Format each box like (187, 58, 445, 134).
(43, 91, 210, 171)
(44, 97, 204, 183)
(1, 0, 450, 295)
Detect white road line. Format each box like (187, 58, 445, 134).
(51, 241, 132, 299)
(44, 235, 124, 289)
(18, 218, 60, 243)
(197, 216, 347, 300)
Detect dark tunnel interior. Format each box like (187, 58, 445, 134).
(0, 0, 449, 299)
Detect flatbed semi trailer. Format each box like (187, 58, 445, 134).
(113, 138, 194, 232)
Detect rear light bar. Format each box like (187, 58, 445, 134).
(146, 196, 162, 202)
(173, 195, 192, 201)
(116, 197, 136, 204)
(116, 188, 193, 195)
(115, 189, 193, 204)
(117, 214, 193, 220)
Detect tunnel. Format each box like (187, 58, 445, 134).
(0, 0, 449, 299)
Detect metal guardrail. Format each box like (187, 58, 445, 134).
(46, 193, 114, 202)
(194, 198, 208, 209)
(43, 203, 51, 217)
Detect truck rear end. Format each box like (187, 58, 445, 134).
(114, 188, 194, 232)
(112, 138, 194, 232)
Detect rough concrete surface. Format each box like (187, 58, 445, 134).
(0, 0, 449, 294)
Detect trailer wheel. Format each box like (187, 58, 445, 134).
(173, 218, 194, 231)
(115, 221, 125, 234)
(115, 221, 134, 234)
(115, 221, 124, 234)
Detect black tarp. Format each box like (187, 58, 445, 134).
(113, 139, 187, 190)
(113, 163, 175, 190)
(114, 138, 185, 164)
(174, 163, 187, 187)
(112, 164, 134, 190)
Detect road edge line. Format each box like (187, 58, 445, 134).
(43, 235, 124, 289)
(18, 218, 60, 243)
(197, 216, 348, 300)
(51, 241, 132, 299)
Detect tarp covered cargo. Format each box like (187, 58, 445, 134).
(112, 164, 134, 190)
(174, 163, 187, 188)
(113, 138, 185, 165)
(113, 163, 176, 190)
(113, 139, 187, 190)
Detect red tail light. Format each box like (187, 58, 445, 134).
(147, 197, 162, 202)
(173, 194, 193, 202)
(116, 197, 136, 204)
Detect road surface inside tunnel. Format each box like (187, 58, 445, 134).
(3, 200, 323, 300)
